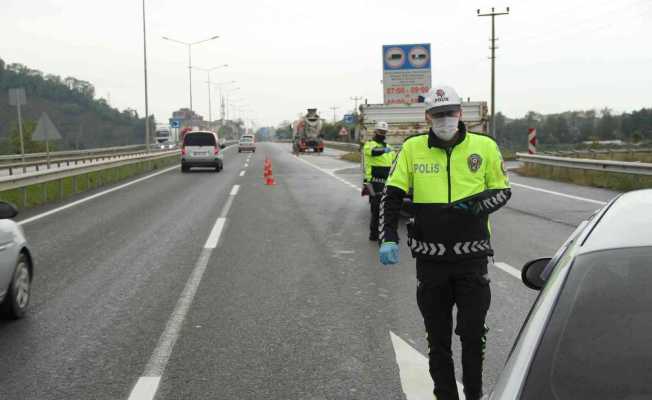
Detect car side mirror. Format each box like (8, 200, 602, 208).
(521, 258, 552, 290)
(0, 202, 18, 219)
(220, 144, 226, 149)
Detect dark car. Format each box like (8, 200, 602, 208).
(491, 189, 652, 400)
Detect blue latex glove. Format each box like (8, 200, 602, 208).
(383, 147, 392, 153)
(379, 242, 400, 265)
(453, 201, 481, 215)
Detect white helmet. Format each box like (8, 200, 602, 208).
(374, 121, 389, 133)
(423, 85, 462, 113)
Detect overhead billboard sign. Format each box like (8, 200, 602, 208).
(382, 43, 431, 105)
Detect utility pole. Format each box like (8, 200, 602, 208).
(477, 6, 510, 140)
(142, 0, 150, 152)
(330, 106, 339, 123)
(350, 96, 363, 115)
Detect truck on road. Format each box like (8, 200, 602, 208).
(292, 108, 325, 153)
(357, 101, 489, 147)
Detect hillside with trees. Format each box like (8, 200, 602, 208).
(0, 58, 152, 154)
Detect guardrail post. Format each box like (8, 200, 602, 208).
(9, 167, 13, 176)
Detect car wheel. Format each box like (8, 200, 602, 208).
(238, 149, 241, 153)
(181, 165, 188, 173)
(1, 253, 31, 319)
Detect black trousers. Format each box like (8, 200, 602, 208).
(416, 258, 491, 400)
(369, 194, 380, 239)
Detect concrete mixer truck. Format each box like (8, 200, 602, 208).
(292, 108, 325, 153)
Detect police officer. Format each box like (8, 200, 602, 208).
(378, 86, 511, 400)
(363, 121, 395, 241)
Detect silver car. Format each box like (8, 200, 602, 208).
(491, 188, 652, 400)
(0, 202, 33, 319)
(181, 131, 224, 172)
(238, 135, 256, 153)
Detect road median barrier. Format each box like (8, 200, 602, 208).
(516, 152, 652, 191)
(0, 150, 180, 210)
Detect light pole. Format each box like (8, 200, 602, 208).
(212, 80, 237, 123)
(223, 87, 241, 120)
(477, 7, 510, 139)
(162, 34, 220, 112)
(193, 64, 228, 124)
(142, 0, 150, 151)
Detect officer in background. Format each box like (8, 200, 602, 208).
(378, 85, 511, 400)
(362, 121, 395, 241)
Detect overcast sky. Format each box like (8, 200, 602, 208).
(2, 0, 651, 126)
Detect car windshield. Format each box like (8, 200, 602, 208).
(183, 133, 215, 146)
(240, 137, 253, 142)
(521, 246, 652, 399)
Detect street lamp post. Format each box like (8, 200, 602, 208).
(193, 65, 228, 124)
(162, 34, 220, 112)
(213, 80, 237, 123)
(142, 0, 150, 152)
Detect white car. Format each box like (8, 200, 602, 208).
(238, 135, 256, 153)
(0, 202, 33, 319)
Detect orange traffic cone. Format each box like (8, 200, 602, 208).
(263, 159, 272, 177)
(265, 175, 276, 185)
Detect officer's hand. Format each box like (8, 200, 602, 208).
(384, 147, 392, 153)
(453, 201, 481, 215)
(379, 242, 400, 265)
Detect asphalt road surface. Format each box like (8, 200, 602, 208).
(0, 143, 617, 400)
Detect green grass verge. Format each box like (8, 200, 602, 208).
(0, 155, 179, 210)
(516, 163, 652, 191)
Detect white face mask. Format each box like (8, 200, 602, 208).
(431, 117, 459, 141)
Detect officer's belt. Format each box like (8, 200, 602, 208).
(408, 238, 491, 256)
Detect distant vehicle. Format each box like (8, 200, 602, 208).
(0, 202, 33, 319)
(292, 108, 324, 153)
(238, 135, 256, 153)
(181, 131, 224, 173)
(491, 189, 652, 400)
(155, 127, 171, 145)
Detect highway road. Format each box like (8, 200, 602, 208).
(0, 143, 618, 400)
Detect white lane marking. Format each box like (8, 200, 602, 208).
(511, 182, 607, 205)
(493, 262, 522, 280)
(239, 170, 246, 177)
(140, 247, 212, 379)
(18, 164, 179, 226)
(127, 377, 160, 400)
(129, 191, 235, 397)
(390, 331, 465, 400)
(244, 163, 249, 168)
(230, 184, 240, 196)
(294, 155, 360, 192)
(204, 217, 227, 249)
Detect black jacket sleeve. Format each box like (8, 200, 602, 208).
(379, 185, 405, 243)
(473, 188, 512, 215)
(371, 147, 387, 156)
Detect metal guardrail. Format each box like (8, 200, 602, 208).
(323, 140, 360, 151)
(0, 144, 164, 176)
(516, 153, 652, 176)
(0, 144, 147, 163)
